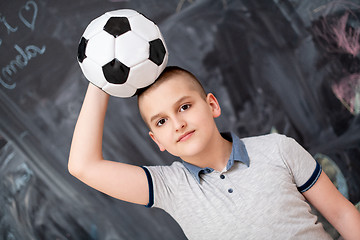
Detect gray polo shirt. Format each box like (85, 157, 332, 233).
(142, 133, 332, 239)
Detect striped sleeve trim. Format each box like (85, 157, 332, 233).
(297, 161, 322, 193)
(140, 166, 154, 208)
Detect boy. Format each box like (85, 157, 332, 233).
(69, 66, 360, 239)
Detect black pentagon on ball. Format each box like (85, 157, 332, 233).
(104, 17, 131, 37)
(102, 59, 130, 84)
(77, 37, 88, 63)
(149, 38, 166, 66)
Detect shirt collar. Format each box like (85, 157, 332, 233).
(182, 132, 250, 183)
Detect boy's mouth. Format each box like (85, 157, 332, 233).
(177, 130, 195, 142)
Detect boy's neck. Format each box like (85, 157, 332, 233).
(182, 131, 232, 172)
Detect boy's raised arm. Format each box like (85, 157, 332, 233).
(68, 83, 149, 206)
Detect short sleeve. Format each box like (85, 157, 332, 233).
(141, 163, 181, 210)
(140, 166, 154, 208)
(278, 135, 322, 193)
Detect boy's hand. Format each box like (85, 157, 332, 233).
(68, 83, 149, 206)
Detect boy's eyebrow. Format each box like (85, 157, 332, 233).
(149, 96, 192, 124)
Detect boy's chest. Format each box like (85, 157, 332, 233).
(169, 161, 312, 239)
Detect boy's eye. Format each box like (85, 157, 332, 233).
(180, 104, 191, 112)
(156, 118, 167, 127)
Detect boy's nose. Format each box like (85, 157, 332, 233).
(174, 118, 186, 131)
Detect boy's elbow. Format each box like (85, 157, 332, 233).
(68, 154, 101, 179)
(67, 157, 84, 178)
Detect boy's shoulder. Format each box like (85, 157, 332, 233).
(241, 132, 286, 146)
(145, 160, 195, 190)
(146, 160, 188, 177)
(240, 132, 296, 157)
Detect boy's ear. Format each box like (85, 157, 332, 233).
(149, 131, 166, 152)
(206, 93, 221, 118)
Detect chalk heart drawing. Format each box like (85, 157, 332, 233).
(19, 1, 38, 31)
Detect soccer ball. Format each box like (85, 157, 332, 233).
(77, 9, 168, 98)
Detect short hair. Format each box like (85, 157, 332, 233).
(136, 66, 206, 99)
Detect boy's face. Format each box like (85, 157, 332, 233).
(138, 74, 221, 159)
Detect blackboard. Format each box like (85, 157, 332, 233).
(1, 0, 359, 239)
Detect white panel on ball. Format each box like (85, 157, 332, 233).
(127, 60, 158, 88)
(129, 14, 158, 41)
(80, 58, 107, 88)
(103, 82, 137, 98)
(106, 9, 139, 18)
(86, 32, 115, 66)
(115, 32, 149, 67)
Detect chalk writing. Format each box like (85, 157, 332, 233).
(0, 1, 39, 50)
(19, 1, 38, 31)
(0, 13, 18, 34)
(0, 1, 44, 89)
(0, 44, 46, 89)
